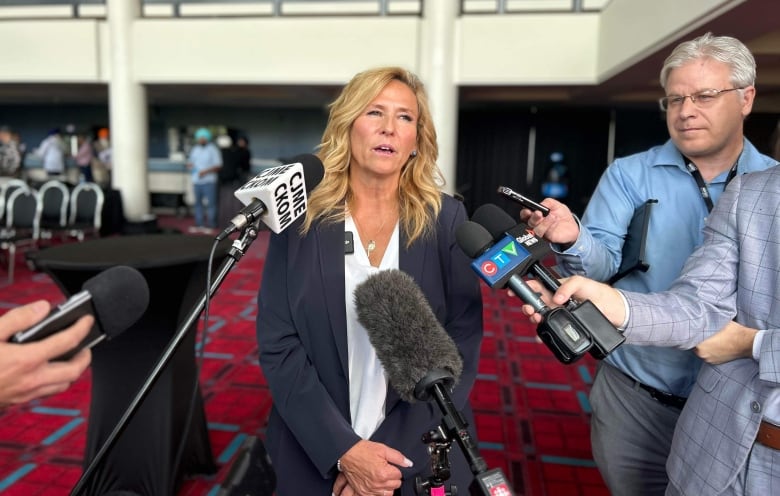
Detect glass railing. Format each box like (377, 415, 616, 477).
(0, 1, 421, 18)
(0, 0, 608, 19)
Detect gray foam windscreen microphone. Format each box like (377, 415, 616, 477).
(353, 269, 463, 402)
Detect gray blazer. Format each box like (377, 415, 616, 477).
(623, 164, 780, 494)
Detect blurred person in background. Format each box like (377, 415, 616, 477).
(0, 126, 21, 178)
(36, 128, 66, 178)
(74, 133, 95, 183)
(91, 127, 112, 186)
(186, 127, 222, 233)
(217, 133, 251, 228)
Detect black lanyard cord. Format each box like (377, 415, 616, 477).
(684, 160, 739, 213)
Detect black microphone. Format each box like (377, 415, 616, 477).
(354, 270, 515, 495)
(471, 203, 624, 360)
(456, 220, 593, 364)
(216, 153, 325, 240)
(10, 265, 150, 361)
(455, 221, 551, 314)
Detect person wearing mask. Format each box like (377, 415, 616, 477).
(186, 127, 222, 233)
(519, 33, 777, 495)
(255, 66, 483, 495)
(0, 301, 92, 407)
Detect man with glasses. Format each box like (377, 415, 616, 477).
(520, 33, 777, 495)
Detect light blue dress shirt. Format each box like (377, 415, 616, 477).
(188, 142, 222, 185)
(554, 138, 776, 397)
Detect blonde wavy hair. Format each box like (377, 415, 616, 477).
(301, 66, 444, 247)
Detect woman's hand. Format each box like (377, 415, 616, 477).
(333, 440, 412, 496)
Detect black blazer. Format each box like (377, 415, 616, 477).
(256, 194, 484, 495)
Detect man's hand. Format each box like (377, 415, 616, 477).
(521, 276, 626, 329)
(0, 301, 93, 407)
(332, 440, 412, 496)
(695, 320, 757, 364)
(519, 198, 579, 248)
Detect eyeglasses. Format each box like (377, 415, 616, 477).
(658, 87, 744, 111)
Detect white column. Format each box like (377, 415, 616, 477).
(106, 0, 150, 222)
(418, 1, 459, 195)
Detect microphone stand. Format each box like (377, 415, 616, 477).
(70, 222, 262, 496)
(415, 425, 456, 496)
(414, 371, 516, 496)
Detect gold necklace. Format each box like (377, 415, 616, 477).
(353, 213, 388, 261)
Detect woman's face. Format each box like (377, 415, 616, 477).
(349, 79, 419, 180)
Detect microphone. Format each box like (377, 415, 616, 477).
(10, 265, 150, 361)
(354, 270, 514, 495)
(216, 153, 325, 240)
(471, 203, 561, 291)
(456, 220, 593, 364)
(470, 203, 624, 360)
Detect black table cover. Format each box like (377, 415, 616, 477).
(28, 234, 231, 495)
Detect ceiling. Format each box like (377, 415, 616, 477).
(461, 0, 780, 113)
(2, 0, 779, 113)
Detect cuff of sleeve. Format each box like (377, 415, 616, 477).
(616, 290, 630, 332)
(752, 329, 766, 361)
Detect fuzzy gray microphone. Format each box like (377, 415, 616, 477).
(353, 269, 463, 403)
(354, 269, 492, 479)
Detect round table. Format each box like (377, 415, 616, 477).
(28, 234, 232, 495)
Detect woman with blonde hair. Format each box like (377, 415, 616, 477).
(256, 66, 483, 495)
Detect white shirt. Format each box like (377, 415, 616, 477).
(343, 215, 399, 439)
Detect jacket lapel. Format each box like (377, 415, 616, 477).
(317, 221, 350, 381)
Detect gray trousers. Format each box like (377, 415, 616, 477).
(590, 361, 681, 496)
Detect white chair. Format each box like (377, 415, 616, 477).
(1, 187, 40, 284)
(37, 179, 70, 241)
(68, 182, 104, 241)
(0, 178, 30, 237)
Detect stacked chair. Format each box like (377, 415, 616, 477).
(37, 179, 71, 243)
(67, 181, 104, 241)
(1, 181, 40, 284)
(0, 178, 106, 283)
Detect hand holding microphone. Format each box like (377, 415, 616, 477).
(500, 185, 579, 246)
(0, 302, 92, 407)
(456, 220, 594, 364)
(1, 265, 149, 407)
(473, 203, 626, 360)
(10, 265, 150, 360)
(522, 275, 629, 332)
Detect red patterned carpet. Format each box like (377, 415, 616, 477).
(0, 217, 608, 495)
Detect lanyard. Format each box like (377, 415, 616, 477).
(684, 159, 739, 213)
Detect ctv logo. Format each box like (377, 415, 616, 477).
(478, 240, 518, 277)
